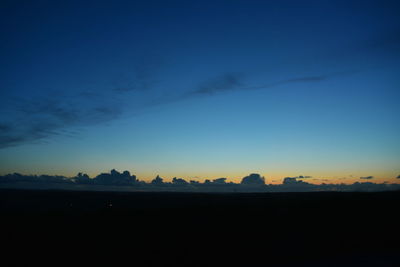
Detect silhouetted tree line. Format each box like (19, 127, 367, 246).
(1, 169, 399, 192)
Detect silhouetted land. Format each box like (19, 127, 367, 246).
(1, 189, 399, 266)
(3, 171, 399, 192)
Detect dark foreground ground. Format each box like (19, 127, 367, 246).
(1, 189, 399, 267)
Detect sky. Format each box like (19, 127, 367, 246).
(0, 0, 399, 184)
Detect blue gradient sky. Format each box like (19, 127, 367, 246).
(1, 0, 399, 183)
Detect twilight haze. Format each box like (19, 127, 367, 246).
(1, 0, 399, 185)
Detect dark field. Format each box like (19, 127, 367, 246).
(1, 189, 399, 266)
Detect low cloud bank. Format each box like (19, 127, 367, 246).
(360, 176, 374, 180)
(1, 170, 399, 192)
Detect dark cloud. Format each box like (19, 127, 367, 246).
(187, 71, 354, 97)
(2, 171, 400, 193)
(281, 177, 312, 189)
(192, 73, 243, 95)
(360, 176, 374, 180)
(179, 70, 358, 103)
(213, 178, 227, 184)
(0, 121, 64, 149)
(244, 75, 327, 91)
(241, 173, 265, 185)
(297, 175, 312, 179)
(93, 169, 137, 185)
(0, 123, 12, 132)
(0, 96, 122, 149)
(21, 100, 80, 124)
(145, 70, 357, 112)
(151, 175, 164, 185)
(285, 176, 312, 180)
(172, 177, 189, 185)
(136, 73, 245, 109)
(0, 135, 28, 149)
(247, 70, 358, 91)
(283, 177, 298, 184)
(0, 68, 357, 149)
(0, 55, 169, 149)
(0, 172, 72, 184)
(397, 175, 400, 179)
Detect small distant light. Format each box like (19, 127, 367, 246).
(109, 203, 112, 207)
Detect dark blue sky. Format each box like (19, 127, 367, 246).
(1, 0, 399, 183)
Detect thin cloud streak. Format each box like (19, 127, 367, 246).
(360, 176, 374, 180)
(0, 70, 357, 149)
(0, 96, 123, 149)
(149, 70, 358, 108)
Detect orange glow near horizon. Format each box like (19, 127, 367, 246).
(1, 167, 399, 185)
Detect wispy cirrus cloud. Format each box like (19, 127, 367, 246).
(0, 96, 123, 149)
(184, 70, 357, 97)
(0, 69, 357, 149)
(143, 71, 341, 109)
(286, 175, 313, 179)
(191, 73, 243, 95)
